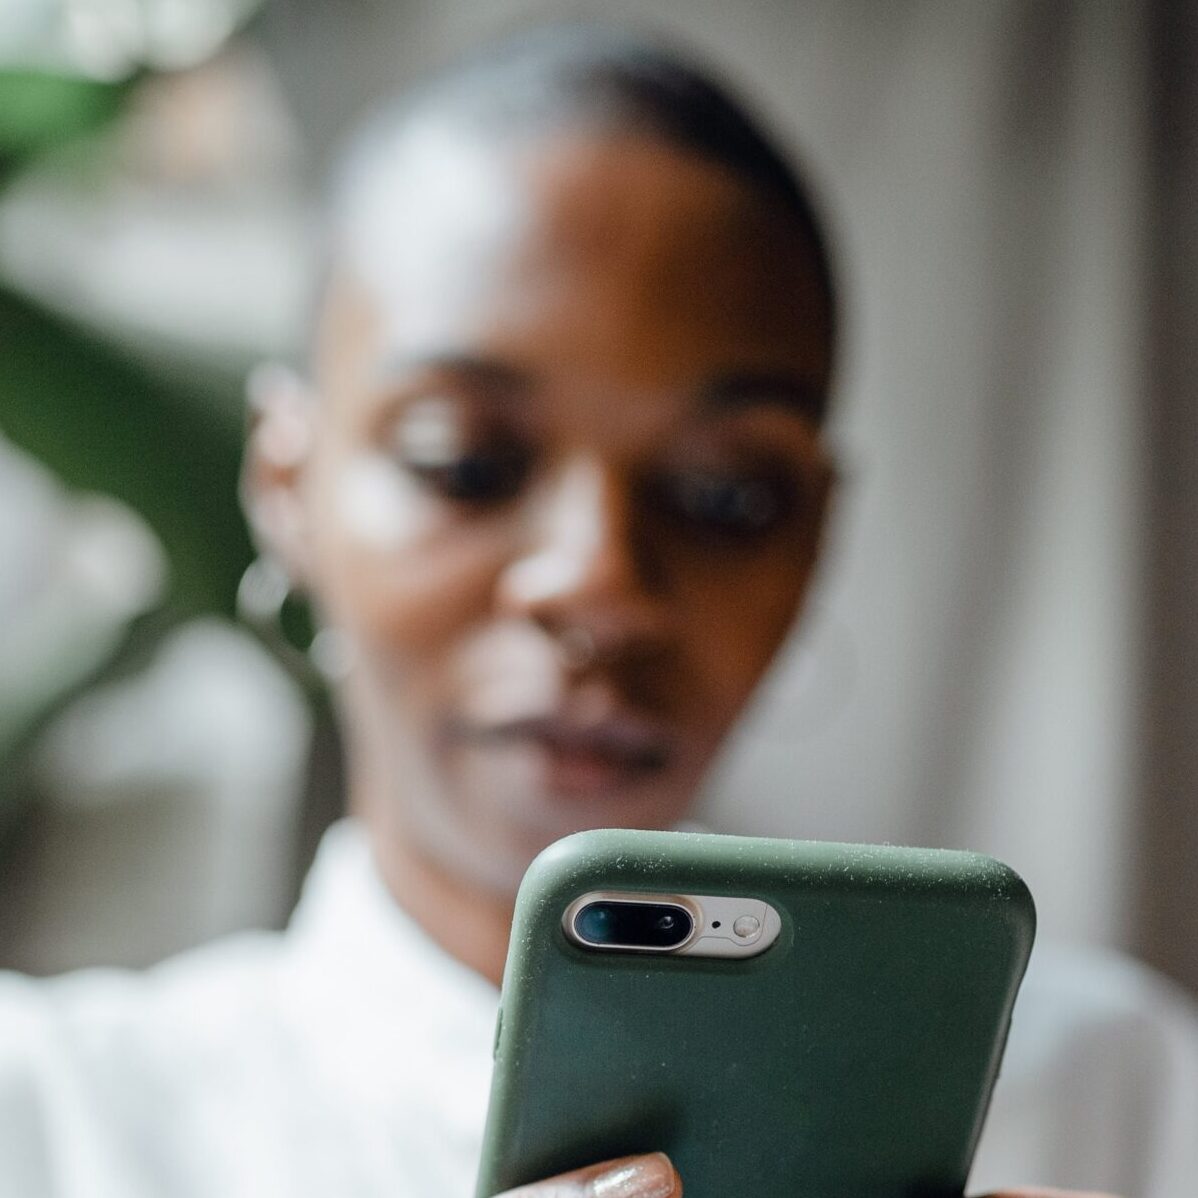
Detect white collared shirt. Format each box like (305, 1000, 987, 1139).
(1, 820, 1195, 1197)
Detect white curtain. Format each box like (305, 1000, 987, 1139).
(697, 0, 1150, 954)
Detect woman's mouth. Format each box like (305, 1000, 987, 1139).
(448, 711, 675, 798)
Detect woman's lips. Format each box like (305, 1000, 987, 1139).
(449, 711, 675, 797)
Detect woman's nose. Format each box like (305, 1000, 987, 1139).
(496, 458, 670, 660)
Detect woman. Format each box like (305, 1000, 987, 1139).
(1, 26, 1192, 1198)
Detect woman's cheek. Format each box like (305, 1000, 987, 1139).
(332, 452, 432, 551)
(680, 555, 811, 710)
(319, 451, 509, 648)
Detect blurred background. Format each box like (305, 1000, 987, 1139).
(1, 0, 1195, 996)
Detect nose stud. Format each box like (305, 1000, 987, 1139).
(557, 626, 598, 671)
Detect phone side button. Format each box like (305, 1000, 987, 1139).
(492, 1006, 504, 1059)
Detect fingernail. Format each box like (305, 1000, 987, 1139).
(588, 1153, 677, 1198)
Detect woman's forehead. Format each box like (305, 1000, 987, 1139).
(318, 128, 830, 395)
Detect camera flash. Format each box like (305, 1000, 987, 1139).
(733, 915, 761, 939)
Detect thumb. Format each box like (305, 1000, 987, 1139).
(494, 1152, 681, 1198)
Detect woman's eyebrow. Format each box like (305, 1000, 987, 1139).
(374, 350, 536, 394)
(700, 371, 825, 420)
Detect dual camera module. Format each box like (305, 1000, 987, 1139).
(564, 891, 780, 959)
(565, 896, 771, 958)
(573, 900, 694, 949)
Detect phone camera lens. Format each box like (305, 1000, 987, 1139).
(573, 901, 693, 950)
(574, 903, 613, 944)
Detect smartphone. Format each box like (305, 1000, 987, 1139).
(475, 827, 1035, 1198)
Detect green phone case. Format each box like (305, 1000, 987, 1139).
(475, 828, 1035, 1198)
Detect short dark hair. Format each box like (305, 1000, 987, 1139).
(327, 24, 838, 415)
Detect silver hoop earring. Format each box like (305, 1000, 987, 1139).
(236, 557, 354, 683)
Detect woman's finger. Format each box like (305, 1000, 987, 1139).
(978, 1189, 1119, 1198)
(493, 1152, 681, 1198)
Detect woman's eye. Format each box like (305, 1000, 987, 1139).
(389, 397, 532, 505)
(403, 444, 533, 504)
(652, 467, 795, 537)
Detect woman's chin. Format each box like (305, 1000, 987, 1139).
(443, 746, 679, 860)
(462, 736, 686, 817)
(383, 738, 703, 895)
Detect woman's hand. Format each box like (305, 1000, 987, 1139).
(493, 1156, 1120, 1198)
(494, 1153, 681, 1197)
(979, 1191, 1117, 1198)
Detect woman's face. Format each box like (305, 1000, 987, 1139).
(254, 130, 834, 893)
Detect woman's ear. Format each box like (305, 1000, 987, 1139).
(241, 362, 317, 585)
